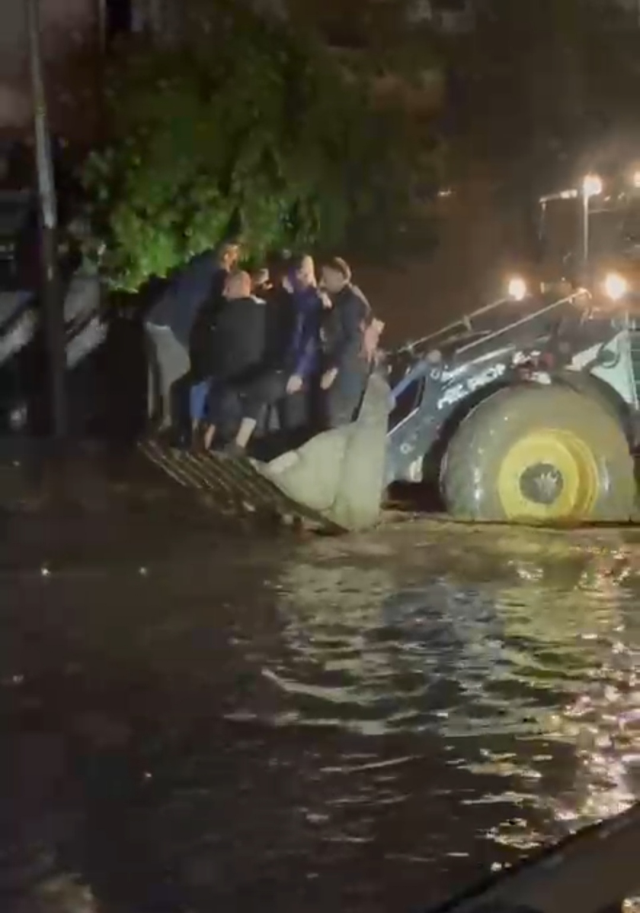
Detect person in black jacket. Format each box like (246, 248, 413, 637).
(146, 240, 240, 435)
(187, 246, 238, 437)
(319, 257, 373, 428)
(202, 270, 268, 451)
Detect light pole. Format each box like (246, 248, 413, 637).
(581, 173, 603, 281)
(26, 0, 67, 441)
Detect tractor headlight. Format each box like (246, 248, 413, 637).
(603, 272, 628, 301)
(507, 276, 527, 301)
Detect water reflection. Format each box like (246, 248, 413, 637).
(263, 530, 640, 854)
(3, 521, 640, 911)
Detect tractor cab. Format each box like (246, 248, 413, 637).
(585, 182, 640, 304)
(537, 167, 640, 308)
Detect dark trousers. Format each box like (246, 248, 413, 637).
(241, 369, 319, 434)
(206, 381, 242, 429)
(323, 362, 370, 429)
(242, 369, 289, 422)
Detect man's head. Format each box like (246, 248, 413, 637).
(223, 269, 252, 300)
(321, 256, 352, 294)
(251, 267, 270, 291)
(218, 241, 241, 272)
(293, 254, 316, 289)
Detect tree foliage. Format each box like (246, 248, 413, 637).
(80, 3, 443, 292)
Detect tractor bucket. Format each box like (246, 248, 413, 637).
(262, 372, 390, 531)
(139, 372, 391, 533)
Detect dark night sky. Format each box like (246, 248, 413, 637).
(106, 0, 132, 40)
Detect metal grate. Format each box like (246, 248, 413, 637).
(138, 439, 343, 532)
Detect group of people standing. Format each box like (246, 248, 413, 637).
(144, 241, 384, 455)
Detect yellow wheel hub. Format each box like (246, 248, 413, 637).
(496, 428, 600, 521)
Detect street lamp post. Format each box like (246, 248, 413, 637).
(581, 173, 603, 282)
(26, 0, 67, 441)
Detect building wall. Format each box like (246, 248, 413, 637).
(611, 0, 640, 16)
(0, 0, 100, 135)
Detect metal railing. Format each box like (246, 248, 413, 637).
(399, 290, 587, 359)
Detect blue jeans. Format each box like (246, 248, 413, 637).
(190, 379, 212, 423)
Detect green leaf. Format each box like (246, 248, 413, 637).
(78, 0, 442, 290)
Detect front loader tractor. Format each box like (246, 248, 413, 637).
(143, 166, 640, 532)
(385, 165, 640, 525)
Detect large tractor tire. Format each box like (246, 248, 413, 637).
(442, 384, 636, 523)
(558, 369, 630, 435)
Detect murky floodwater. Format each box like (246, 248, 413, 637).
(1, 510, 640, 912)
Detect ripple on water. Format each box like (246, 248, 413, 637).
(5, 522, 640, 910)
(239, 537, 640, 847)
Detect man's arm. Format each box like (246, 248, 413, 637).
(326, 291, 368, 372)
(294, 334, 317, 380)
(293, 291, 323, 378)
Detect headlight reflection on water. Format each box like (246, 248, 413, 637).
(546, 557, 640, 829)
(498, 553, 640, 835)
(262, 534, 640, 866)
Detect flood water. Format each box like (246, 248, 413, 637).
(1, 505, 640, 912)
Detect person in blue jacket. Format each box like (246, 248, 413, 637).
(145, 240, 240, 432)
(283, 254, 326, 394)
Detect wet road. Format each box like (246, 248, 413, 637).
(1, 507, 640, 912)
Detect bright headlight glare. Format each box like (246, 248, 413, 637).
(507, 276, 527, 301)
(583, 173, 603, 198)
(603, 272, 628, 301)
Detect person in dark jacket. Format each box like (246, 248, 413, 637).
(145, 240, 240, 431)
(202, 270, 268, 451)
(284, 255, 325, 393)
(319, 256, 374, 428)
(190, 262, 280, 439)
(216, 254, 327, 454)
(187, 247, 241, 435)
(262, 256, 295, 366)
